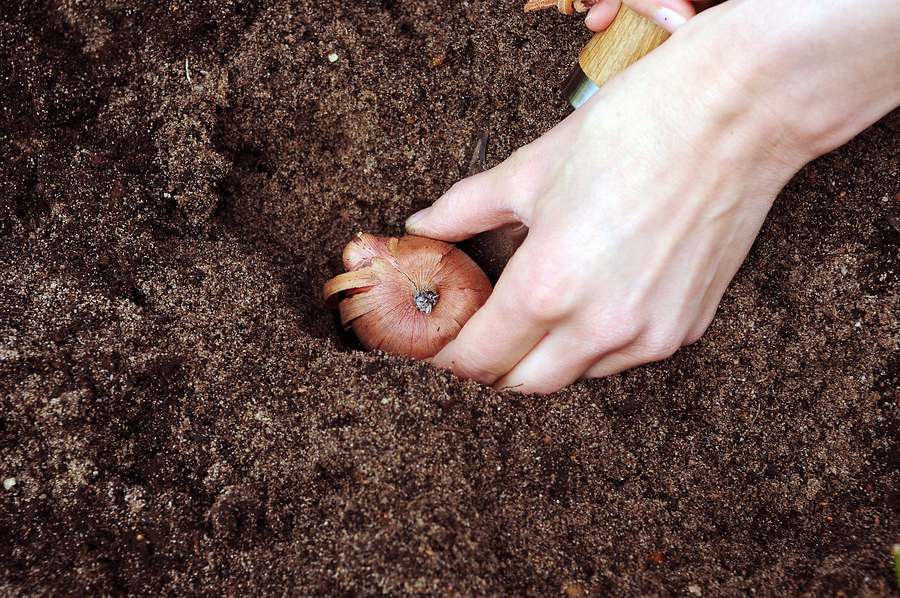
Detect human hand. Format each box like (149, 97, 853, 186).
(406, 5, 814, 394)
(583, 0, 702, 33)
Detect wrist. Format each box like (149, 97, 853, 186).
(645, 8, 812, 194)
(700, 0, 900, 162)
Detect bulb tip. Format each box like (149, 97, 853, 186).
(414, 289, 439, 314)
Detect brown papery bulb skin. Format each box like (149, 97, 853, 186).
(323, 233, 492, 360)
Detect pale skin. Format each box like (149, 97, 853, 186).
(406, 0, 900, 394)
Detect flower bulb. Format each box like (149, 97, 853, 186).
(323, 233, 492, 359)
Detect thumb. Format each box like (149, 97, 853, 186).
(405, 166, 524, 242)
(584, 0, 621, 32)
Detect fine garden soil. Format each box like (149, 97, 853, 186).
(1, 1, 898, 595)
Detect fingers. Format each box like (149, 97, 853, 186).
(632, 0, 696, 32)
(405, 165, 525, 243)
(431, 242, 550, 385)
(582, 345, 654, 379)
(587, 0, 696, 33)
(584, 0, 621, 32)
(684, 254, 739, 343)
(582, 301, 709, 380)
(493, 327, 601, 394)
(684, 297, 718, 345)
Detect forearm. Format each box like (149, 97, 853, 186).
(702, 0, 900, 161)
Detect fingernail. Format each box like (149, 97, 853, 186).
(652, 7, 687, 32)
(405, 207, 432, 231)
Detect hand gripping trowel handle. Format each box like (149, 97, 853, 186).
(564, 4, 669, 108)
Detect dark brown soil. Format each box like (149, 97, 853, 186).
(1, 1, 898, 595)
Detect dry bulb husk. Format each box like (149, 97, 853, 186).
(323, 233, 492, 359)
(523, 0, 599, 15)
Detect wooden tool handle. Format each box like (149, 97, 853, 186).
(578, 5, 668, 86)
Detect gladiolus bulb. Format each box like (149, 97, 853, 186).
(323, 233, 492, 359)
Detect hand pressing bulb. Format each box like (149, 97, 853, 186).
(403, 0, 900, 393)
